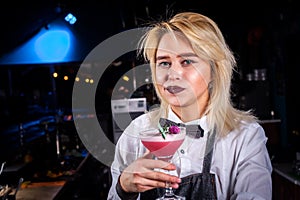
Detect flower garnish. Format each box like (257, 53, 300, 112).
(158, 123, 180, 139)
(169, 126, 180, 134)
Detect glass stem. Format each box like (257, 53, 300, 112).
(165, 159, 175, 197)
(165, 180, 175, 196)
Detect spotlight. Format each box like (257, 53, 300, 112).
(65, 13, 77, 25)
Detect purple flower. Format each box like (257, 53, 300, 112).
(168, 126, 180, 134)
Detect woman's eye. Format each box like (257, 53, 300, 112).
(182, 59, 194, 65)
(157, 61, 170, 68)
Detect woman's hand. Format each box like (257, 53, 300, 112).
(119, 151, 182, 193)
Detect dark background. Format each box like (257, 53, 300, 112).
(0, 0, 299, 153)
(0, 0, 299, 199)
(0, 0, 297, 59)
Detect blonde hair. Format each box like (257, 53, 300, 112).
(138, 12, 256, 137)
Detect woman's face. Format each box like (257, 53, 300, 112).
(155, 33, 211, 112)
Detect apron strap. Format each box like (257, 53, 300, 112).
(202, 126, 216, 174)
(202, 126, 217, 199)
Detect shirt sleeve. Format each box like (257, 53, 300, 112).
(107, 115, 149, 200)
(107, 162, 122, 200)
(230, 123, 273, 200)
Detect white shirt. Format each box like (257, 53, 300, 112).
(107, 109, 273, 200)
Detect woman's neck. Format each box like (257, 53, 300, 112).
(171, 104, 206, 123)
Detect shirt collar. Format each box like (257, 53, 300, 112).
(167, 107, 208, 132)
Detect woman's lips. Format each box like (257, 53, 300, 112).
(165, 86, 185, 94)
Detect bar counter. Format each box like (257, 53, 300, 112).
(272, 162, 300, 200)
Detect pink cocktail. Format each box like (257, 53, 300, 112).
(139, 127, 186, 200)
(140, 128, 186, 161)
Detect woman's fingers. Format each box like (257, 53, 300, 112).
(135, 170, 181, 185)
(133, 173, 180, 192)
(137, 157, 177, 171)
(120, 157, 181, 193)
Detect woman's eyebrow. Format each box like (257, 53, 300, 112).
(156, 56, 170, 60)
(156, 53, 198, 60)
(177, 53, 198, 58)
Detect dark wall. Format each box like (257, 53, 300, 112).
(285, 36, 300, 153)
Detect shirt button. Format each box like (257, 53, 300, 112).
(180, 149, 185, 154)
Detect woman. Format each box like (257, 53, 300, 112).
(107, 12, 272, 199)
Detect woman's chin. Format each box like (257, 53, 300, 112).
(167, 99, 186, 107)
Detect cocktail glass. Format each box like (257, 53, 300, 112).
(139, 127, 186, 200)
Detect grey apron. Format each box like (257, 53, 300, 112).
(140, 128, 217, 200)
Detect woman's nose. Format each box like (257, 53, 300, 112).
(167, 63, 182, 80)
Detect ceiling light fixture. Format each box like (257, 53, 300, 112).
(65, 13, 77, 25)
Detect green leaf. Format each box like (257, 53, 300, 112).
(158, 123, 166, 140)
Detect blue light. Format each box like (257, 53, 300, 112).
(65, 13, 77, 25)
(34, 30, 71, 62)
(65, 13, 73, 21)
(0, 17, 82, 64)
(69, 17, 77, 25)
